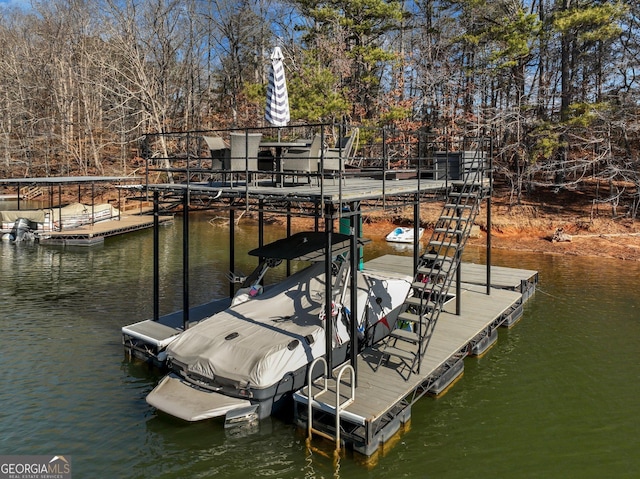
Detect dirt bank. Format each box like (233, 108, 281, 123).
(270, 189, 640, 262)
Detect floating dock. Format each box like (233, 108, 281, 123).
(293, 255, 537, 457)
(125, 128, 539, 461)
(37, 212, 172, 245)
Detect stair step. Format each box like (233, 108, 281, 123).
(434, 227, 463, 236)
(410, 281, 441, 292)
(390, 329, 419, 343)
(416, 265, 448, 275)
(420, 253, 454, 263)
(404, 296, 437, 309)
(429, 240, 459, 249)
(444, 203, 475, 209)
(378, 344, 416, 362)
(448, 192, 478, 198)
(397, 311, 424, 324)
(451, 180, 490, 187)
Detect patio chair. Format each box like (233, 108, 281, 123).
(229, 132, 262, 185)
(321, 128, 359, 183)
(203, 136, 229, 171)
(281, 134, 322, 185)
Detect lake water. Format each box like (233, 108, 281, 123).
(1, 212, 639, 478)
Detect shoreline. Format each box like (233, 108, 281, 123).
(259, 207, 640, 262)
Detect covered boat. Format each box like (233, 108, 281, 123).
(146, 232, 412, 422)
(385, 226, 424, 243)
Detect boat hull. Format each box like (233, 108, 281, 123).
(385, 227, 424, 244)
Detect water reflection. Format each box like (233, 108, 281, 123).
(1, 213, 639, 478)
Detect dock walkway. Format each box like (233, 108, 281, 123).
(37, 212, 172, 245)
(293, 255, 537, 456)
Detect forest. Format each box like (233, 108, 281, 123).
(0, 0, 639, 215)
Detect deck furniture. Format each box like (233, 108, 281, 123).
(203, 136, 229, 171)
(228, 132, 262, 185)
(281, 134, 322, 184)
(322, 128, 359, 183)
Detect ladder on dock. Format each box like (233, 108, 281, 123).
(20, 186, 44, 200)
(376, 146, 489, 379)
(305, 357, 355, 454)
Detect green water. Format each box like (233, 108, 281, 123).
(1, 213, 639, 478)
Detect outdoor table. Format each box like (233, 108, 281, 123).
(259, 141, 303, 186)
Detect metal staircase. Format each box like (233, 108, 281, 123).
(377, 146, 490, 380)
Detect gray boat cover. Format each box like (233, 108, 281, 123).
(164, 263, 411, 390)
(147, 373, 251, 421)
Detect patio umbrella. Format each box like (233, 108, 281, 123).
(265, 46, 290, 127)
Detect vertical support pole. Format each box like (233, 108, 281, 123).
(286, 203, 292, 277)
(182, 192, 190, 330)
(117, 186, 121, 221)
(258, 198, 265, 265)
(58, 185, 62, 230)
(382, 128, 387, 209)
(456, 231, 462, 316)
(486, 138, 493, 295)
(153, 191, 160, 322)
(91, 182, 95, 227)
(349, 210, 358, 386)
(78, 184, 81, 203)
(324, 214, 333, 372)
(229, 207, 235, 298)
(413, 193, 420, 277)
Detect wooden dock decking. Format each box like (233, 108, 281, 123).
(294, 255, 537, 456)
(37, 213, 172, 245)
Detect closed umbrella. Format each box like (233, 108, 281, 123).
(265, 47, 290, 127)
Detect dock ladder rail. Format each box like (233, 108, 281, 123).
(20, 185, 44, 200)
(377, 144, 490, 379)
(305, 357, 356, 453)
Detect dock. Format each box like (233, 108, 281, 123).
(293, 255, 537, 457)
(37, 211, 172, 245)
(0, 175, 160, 245)
(124, 128, 541, 461)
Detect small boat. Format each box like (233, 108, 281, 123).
(385, 226, 424, 243)
(146, 232, 412, 423)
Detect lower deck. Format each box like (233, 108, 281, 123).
(293, 256, 537, 456)
(37, 213, 172, 245)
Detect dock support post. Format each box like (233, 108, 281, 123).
(486, 138, 493, 295)
(350, 207, 359, 385)
(324, 212, 333, 372)
(153, 191, 160, 322)
(58, 185, 62, 230)
(286, 203, 292, 277)
(456, 231, 462, 315)
(229, 207, 235, 298)
(91, 182, 95, 228)
(182, 192, 190, 330)
(413, 194, 420, 277)
(258, 199, 264, 264)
